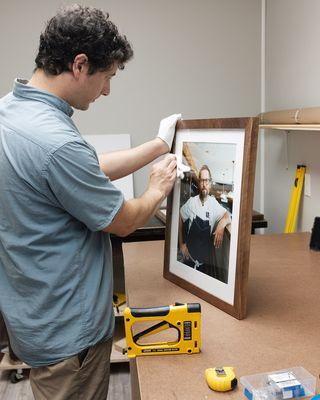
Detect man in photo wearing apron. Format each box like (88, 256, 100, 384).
(178, 165, 231, 282)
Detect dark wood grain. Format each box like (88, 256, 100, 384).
(163, 117, 259, 319)
(176, 117, 254, 130)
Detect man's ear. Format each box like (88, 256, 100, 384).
(72, 54, 89, 79)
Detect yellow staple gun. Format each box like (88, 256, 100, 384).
(123, 302, 201, 358)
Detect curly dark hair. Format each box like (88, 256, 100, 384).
(35, 4, 133, 75)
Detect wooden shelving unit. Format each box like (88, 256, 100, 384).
(0, 352, 30, 371)
(260, 124, 320, 131)
(113, 303, 126, 318)
(111, 319, 128, 363)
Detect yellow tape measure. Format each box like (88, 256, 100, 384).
(205, 367, 237, 392)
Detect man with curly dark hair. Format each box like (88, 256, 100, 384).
(0, 4, 180, 399)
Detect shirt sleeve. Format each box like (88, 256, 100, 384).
(44, 140, 124, 231)
(212, 196, 227, 221)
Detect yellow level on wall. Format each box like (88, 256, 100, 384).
(285, 165, 306, 233)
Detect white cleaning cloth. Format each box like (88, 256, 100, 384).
(176, 157, 191, 179)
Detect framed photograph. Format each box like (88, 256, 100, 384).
(163, 118, 259, 319)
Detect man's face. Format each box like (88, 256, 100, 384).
(73, 62, 118, 110)
(199, 169, 211, 199)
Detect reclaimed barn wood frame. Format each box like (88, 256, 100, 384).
(163, 118, 259, 319)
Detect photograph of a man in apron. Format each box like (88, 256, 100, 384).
(178, 165, 231, 283)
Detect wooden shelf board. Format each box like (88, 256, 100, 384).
(113, 302, 126, 318)
(0, 353, 30, 370)
(110, 347, 128, 363)
(111, 319, 128, 364)
(259, 124, 320, 131)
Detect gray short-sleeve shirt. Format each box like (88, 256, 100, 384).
(0, 79, 124, 367)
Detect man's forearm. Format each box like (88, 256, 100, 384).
(104, 187, 165, 237)
(98, 138, 168, 180)
(103, 153, 176, 237)
(219, 212, 231, 228)
(126, 188, 166, 232)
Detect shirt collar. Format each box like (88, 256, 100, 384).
(198, 194, 209, 205)
(13, 78, 74, 117)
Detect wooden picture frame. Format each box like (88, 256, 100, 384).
(163, 117, 259, 319)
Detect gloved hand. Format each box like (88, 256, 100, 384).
(157, 113, 182, 150)
(176, 156, 191, 179)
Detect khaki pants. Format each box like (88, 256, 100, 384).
(30, 338, 113, 400)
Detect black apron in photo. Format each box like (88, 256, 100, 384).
(211, 221, 230, 284)
(185, 215, 214, 276)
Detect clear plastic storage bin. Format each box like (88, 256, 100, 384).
(240, 367, 316, 400)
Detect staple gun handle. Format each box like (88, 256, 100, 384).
(130, 306, 170, 317)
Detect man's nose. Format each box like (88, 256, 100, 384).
(102, 83, 110, 96)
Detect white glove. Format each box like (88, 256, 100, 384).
(157, 113, 182, 150)
(176, 156, 191, 179)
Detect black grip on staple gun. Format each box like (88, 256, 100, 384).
(187, 303, 201, 313)
(174, 302, 201, 313)
(130, 306, 170, 317)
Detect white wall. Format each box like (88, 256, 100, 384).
(0, 0, 261, 199)
(188, 142, 237, 185)
(265, 0, 320, 232)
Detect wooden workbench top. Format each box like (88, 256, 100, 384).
(123, 233, 320, 400)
